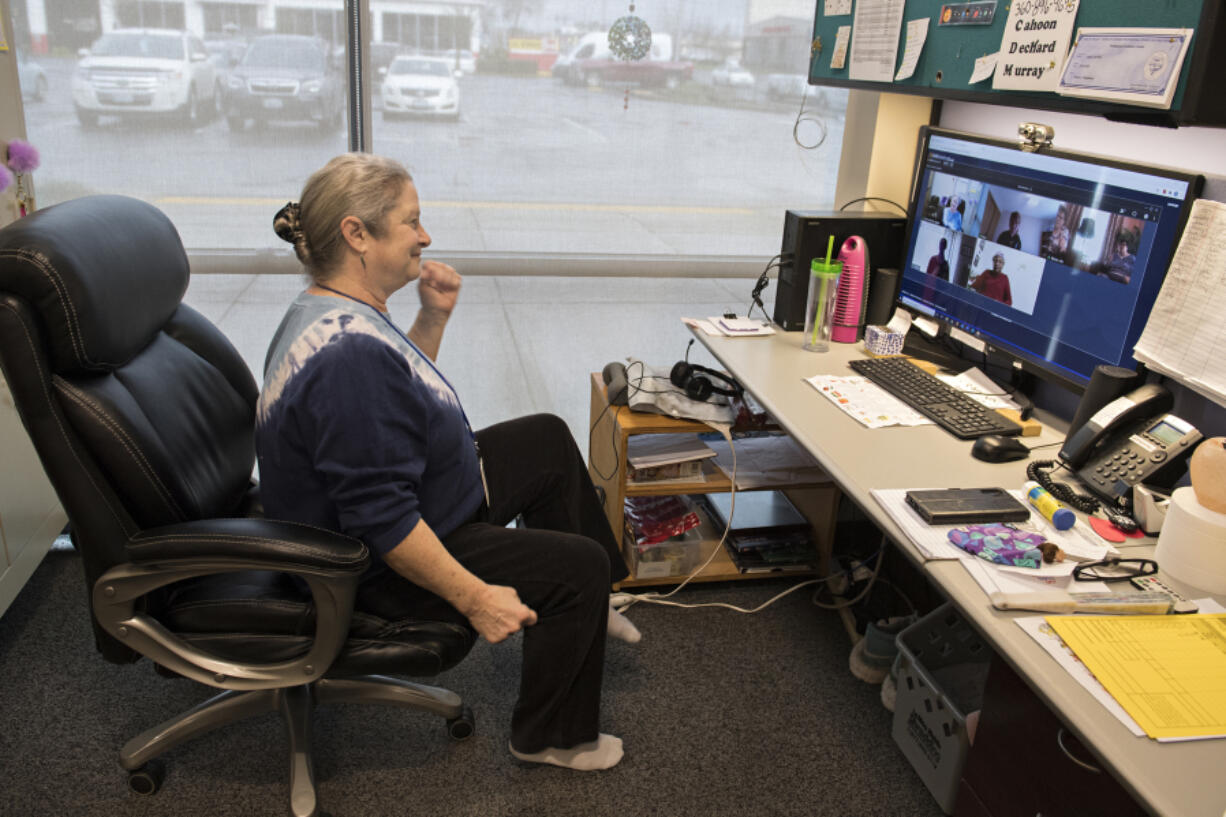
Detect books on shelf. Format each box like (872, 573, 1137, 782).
(627, 459, 707, 485)
(626, 434, 716, 485)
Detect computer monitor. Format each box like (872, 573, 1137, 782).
(897, 126, 1203, 389)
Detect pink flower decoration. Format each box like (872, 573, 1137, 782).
(0, 163, 12, 193)
(6, 139, 40, 174)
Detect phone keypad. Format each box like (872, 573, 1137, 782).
(1087, 445, 1149, 495)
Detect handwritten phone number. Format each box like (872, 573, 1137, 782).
(1012, 0, 1078, 16)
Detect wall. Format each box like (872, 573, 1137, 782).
(0, 9, 67, 619)
(834, 91, 934, 214)
(939, 102, 1226, 199)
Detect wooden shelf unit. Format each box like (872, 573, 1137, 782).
(588, 373, 840, 589)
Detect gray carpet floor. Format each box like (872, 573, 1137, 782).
(0, 545, 944, 817)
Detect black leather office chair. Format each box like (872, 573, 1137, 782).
(0, 195, 476, 817)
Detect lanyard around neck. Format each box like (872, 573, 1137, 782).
(313, 283, 476, 437)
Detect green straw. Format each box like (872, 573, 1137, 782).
(811, 236, 836, 345)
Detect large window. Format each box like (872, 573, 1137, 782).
(15, 0, 847, 264)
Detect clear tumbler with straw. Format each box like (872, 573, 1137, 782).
(804, 237, 842, 352)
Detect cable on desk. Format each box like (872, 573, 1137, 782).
(1027, 459, 1099, 514)
(1026, 459, 1139, 533)
(747, 253, 784, 323)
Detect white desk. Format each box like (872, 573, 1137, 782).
(693, 328, 1226, 817)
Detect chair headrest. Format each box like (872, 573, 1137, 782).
(0, 195, 189, 374)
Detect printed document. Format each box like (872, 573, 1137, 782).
(849, 0, 905, 82)
(1134, 199, 1226, 407)
(806, 374, 931, 429)
(1047, 613, 1226, 740)
(1018, 599, 1225, 742)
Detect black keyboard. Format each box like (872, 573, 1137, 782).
(848, 357, 1022, 440)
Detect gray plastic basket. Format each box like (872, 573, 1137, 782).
(890, 602, 993, 814)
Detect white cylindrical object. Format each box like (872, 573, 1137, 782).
(1154, 487, 1226, 593)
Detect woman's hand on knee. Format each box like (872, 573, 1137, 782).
(465, 583, 538, 643)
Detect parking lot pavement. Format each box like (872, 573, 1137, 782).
(20, 62, 847, 258)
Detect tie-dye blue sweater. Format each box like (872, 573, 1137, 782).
(255, 292, 483, 561)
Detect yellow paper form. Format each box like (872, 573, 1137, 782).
(1046, 614, 1226, 740)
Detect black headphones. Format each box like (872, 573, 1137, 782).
(669, 361, 743, 402)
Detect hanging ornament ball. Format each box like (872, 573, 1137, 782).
(609, 15, 652, 62)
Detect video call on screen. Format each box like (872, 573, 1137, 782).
(899, 133, 1192, 383)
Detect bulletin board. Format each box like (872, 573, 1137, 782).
(809, 0, 1226, 126)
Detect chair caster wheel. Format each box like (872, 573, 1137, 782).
(127, 759, 165, 796)
(447, 705, 475, 740)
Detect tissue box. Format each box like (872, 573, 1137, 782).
(865, 324, 905, 356)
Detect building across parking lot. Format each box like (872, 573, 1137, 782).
(9, 0, 486, 59)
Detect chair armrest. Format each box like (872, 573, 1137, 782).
(94, 518, 370, 691)
(125, 517, 368, 570)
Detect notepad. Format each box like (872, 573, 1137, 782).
(1045, 614, 1226, 740)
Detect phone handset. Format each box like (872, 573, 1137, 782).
(1058, 383, 1173, 470)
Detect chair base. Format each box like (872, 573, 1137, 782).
(119, 675, 468, 817)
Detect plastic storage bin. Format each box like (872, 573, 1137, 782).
(890, 602, 993, 815)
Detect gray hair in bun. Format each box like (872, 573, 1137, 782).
(280, 153, 414, 283)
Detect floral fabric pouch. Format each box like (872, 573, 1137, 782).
(947, 523, 1048, 569)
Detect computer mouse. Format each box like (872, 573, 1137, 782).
(971, 434, 1031, 463)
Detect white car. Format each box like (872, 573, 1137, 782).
(72, 28, 219, 128)
(382, 56, 460, 120)
(711, 58, 754, 88)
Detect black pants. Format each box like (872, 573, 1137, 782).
(357, 413, 626, 751)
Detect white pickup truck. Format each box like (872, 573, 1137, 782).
(552, 32, 693, 89)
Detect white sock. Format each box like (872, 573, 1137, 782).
(607, 605, 642, 643)
(510, 734, 624, 771)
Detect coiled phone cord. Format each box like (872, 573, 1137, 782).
(1026, 459, 1139, 532)
(1027, 459, 1100, 513)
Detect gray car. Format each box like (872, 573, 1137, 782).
(223, 34, 343, 132)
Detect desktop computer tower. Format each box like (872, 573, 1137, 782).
(773, 210, 908, 331)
